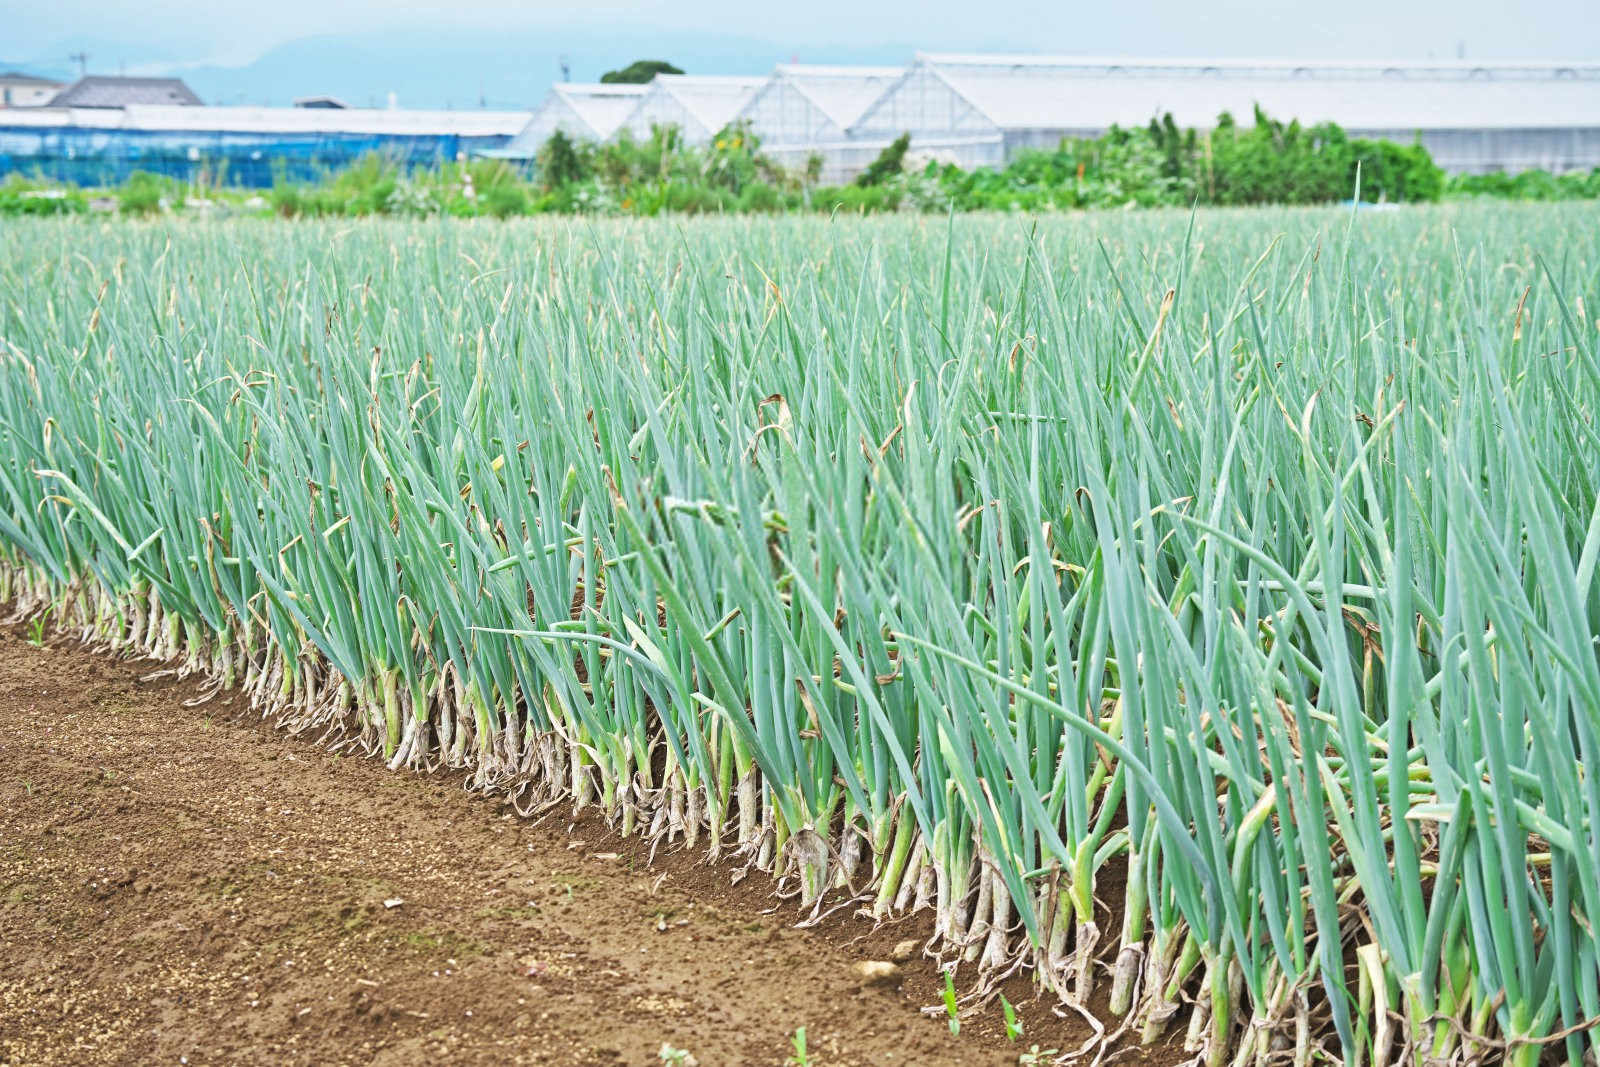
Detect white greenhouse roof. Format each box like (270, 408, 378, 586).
(620, 75, 766, 142)
(498, 83, 647, 154)
(551, 83, 648, 138)
(769, 65, 904, 129)
(917, 54, 1600, 81)
(854, 54, 1600, 136)
(0, 105, 531, 137)
(738, 65, 903, 147)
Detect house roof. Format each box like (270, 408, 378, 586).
(0, 70, 64, 86)
(49, 76, 202, 108)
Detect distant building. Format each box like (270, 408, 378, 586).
(616, 75, 766, 145)
(49, 76, 202, 108)
(741, 65, 904, 145)
(495, 83, 647, 157)
(293, 96, 349, 109)
(0, 103, 529, 187)
(736, 65, 904, 182)
(0, 71, 64, 108)
(850, 55, 1600, 175)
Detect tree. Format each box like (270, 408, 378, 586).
(600, 60, 684, 85)
(1349, 137, 1444, 203)
(855, 133, 910, 187)
(536, 130, 587, 189)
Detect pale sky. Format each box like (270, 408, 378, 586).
(12, 0, 1599, 67)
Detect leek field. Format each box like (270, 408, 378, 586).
(2, 204, 1598, 1065)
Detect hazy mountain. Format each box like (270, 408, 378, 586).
(7, 29, 226, 84)
(17, 27, 916, 110)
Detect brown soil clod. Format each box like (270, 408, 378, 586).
(852, 961, 903, 987)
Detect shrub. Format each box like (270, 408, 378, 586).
(659, 181, 731, 214)
(384, 180, 438, 217)
(481, 182, 530, 218)
(537, 131, 588, 190)
(118, 171, 166, 216)
(735, 182, 785, 213)
(812, 183, 902, 213)
(856, 134, 911, 187)
(326, 154, 400, 215)
(0, 176, 88, 216)
(1351, 139, 1444, 203)
(269, 183, 304, 218)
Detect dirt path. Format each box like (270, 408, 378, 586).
(0, 624, 1103, 1066)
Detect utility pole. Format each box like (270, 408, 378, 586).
(68, 51, 90, 78)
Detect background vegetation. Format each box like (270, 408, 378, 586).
(3, 106, 1597, 219)
(599, 59, 684, 84)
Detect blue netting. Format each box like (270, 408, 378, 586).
(0, 124, 514, 187)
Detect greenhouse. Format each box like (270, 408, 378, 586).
(0, 104, 529, 187)
(738, 65, 903, 146)
(4, 52, 1597, 187)
(736, 65, 904, 181)
(848, 54, 1600, 174)
(495, 83, 648, 157)
(615, 75, 765, 146)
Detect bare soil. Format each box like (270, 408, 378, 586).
(0, 623, 1168, 1066)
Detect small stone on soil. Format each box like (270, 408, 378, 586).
(853, 960, 901, 986)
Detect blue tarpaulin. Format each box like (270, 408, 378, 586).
(0, 124, 515, 187)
